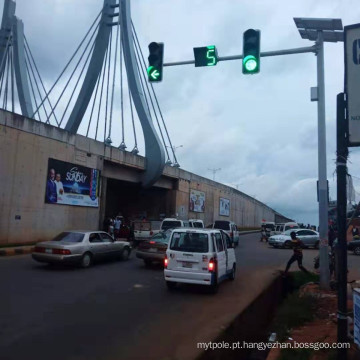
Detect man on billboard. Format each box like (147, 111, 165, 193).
(46, 168, 57, 203)
(55, 173, 64, 202)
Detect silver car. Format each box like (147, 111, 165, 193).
(32, 231, 131, 268)
(268, 229, 320, 249)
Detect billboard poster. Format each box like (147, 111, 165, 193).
(189, 189, 205, 213)
(45, 158, 100, 207)
(219, 197, 230, 216)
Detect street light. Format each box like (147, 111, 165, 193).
(166, 144, 182, 167)
(208, 168, 221, 181)
(294, 17, 344, 290)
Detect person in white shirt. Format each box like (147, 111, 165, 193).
(114, 217, 122, 238)
(55, 173, 64, 202)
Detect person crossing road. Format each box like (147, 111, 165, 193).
(284, 231, 309, 274)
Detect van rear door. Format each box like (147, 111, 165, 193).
(167, 231, 211, 273)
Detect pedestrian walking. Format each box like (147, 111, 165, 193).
(260, 226, 266, 242)
(284, 231, 309, 274)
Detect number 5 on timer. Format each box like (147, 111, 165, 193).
(193, 45, 218, 67)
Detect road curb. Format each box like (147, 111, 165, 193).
(0, 246, 34, 257)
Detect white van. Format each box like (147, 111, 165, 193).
(212, 220, 239, 247)
(274, 222, 299, 234)
(164, 228, 236, 293)
(160, 218, 189, 231)
(188, 219, 205, 228)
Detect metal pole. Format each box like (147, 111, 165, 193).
(336, 92, 348, 360)
(163, 45, 316, 67)
(317, 31, 330, 289)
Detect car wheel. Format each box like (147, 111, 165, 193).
(284, 241, 292, 249)
(144, 259, 152, 267)
(229, 264, 236, 280)
(314, 241, 319, 250)
(166, 281, 176, 290)
(80, 252, 92, 268)
(354, 246, 360, 255)
(121, 247, 130, 261)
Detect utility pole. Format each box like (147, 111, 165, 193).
(208, 168, 221, 181)
(336, 92, 348, 360)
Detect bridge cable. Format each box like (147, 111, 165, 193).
(95, 43, 109, 141)
(129, 87, 138, 153)
(132, 29, 171, 162)
(108, 15, 120, 143)
(10, 42, 14, 113)
(118, 30, 127, 149)
(25, 53, 42, 122)
(0, 44, 10, 101)
(31, 9, 102, 119)
(86, 63, 102, 137)
(24, 36, 59, 126)
(58, 40, 97, 127)
(24, 45, 49, 123)
(53, 21, 100, 126)
(3, 49, 10, 110)
(104, 28, 113, 143)
(131, 21, 178, 165)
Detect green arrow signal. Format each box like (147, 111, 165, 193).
(147, 66, 160, 81)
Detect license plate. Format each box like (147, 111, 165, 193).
(45, 248, 52, 254)
(182, 262, 192, 268)
(148, 248, 158, 253)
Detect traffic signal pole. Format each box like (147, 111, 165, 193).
(316, 32, 330, 289)
(163, 44, 316, 67)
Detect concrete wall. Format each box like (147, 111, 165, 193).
(0, 110, 280, 245)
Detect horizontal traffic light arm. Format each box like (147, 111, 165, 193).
(163, 44, 317, 67)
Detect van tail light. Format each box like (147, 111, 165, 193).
(164, 255, 168, 268)
(149, 241, 156, 244)
(52, 249, 71, 255)
(208, 258, 216, 273)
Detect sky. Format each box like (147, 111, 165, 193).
(4, 0, 360, 226)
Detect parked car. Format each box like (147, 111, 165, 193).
(268, 229, 320, 249)
(32, 231, 131, 268)
(212, 220, 239, 246)
(188, 219, 205, 228)
(136, 229, 172, 266)
(160, 218, 189, 231)
(347, 239, 360, 255)
(272, 222, 299, 235)
(164, 228, 236, 293)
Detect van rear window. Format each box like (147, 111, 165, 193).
(170, 232, 209, 253)
(213, 221, 230, 230)
(162, 221, 182, 230)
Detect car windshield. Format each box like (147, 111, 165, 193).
(265, 224, 275, 230)
(170, 232, 209, 253)
(162, 221, 181, 230)
(213, 221, 230, 230)
(152, 230, 172, 243)
(192, 222, 203, 228)
(51, 232, 84, 243)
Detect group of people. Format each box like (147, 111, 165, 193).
(46, 168, 64, 203)
(103, 215, 134, 241)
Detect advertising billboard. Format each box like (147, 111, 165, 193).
(45, 158, 100, 207)
(189, 189, 205, 213)
(219, 197, 230, 216)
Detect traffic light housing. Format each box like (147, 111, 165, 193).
(242, 29, 260, 74)
(147, 42, 164, 82)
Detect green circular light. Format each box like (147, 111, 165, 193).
(243, 55, 258, 72)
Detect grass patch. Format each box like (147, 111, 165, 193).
(278, 348, 313, 360)
(271, 292, 317, 341)
(291, 271, 319, 289)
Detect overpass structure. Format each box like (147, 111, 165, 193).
(0, 110, 282, 245)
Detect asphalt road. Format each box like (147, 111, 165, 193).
(1, 233, 359, 360)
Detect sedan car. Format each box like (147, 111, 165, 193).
(32, 231, 131, 268)
(268, 229, 320, 249)
(136, 228, 172, 266)
(347, 239, 360, 255)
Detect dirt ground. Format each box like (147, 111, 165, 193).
(267, 277, 360, 360)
